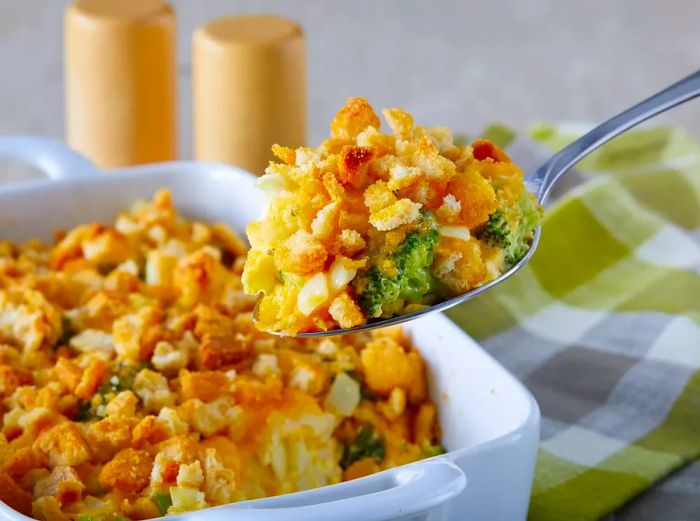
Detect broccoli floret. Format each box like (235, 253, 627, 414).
(474, 210, 511, 249)
(354, 211, 440, 317)
(75, 400, 97, 422)
(476, 192, 541, 269)
(505, 191, 541, 268)
(423, 444, 447, 458)
(340, 425, 386, 469)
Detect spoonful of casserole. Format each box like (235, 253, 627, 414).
(243, 70, 700, 337)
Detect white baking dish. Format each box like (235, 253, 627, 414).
(0, 137, 540, 521)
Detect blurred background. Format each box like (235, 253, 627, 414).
(0, 0, 698, 156)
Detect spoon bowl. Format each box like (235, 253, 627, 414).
(269, 69, 700, 338)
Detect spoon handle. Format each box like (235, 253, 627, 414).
(530, 69, 700, 204)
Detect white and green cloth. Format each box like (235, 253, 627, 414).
(448, 124, 700, 521)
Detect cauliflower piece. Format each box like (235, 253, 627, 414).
(180, 396, 239, 437)
(133, 369, 176, 413)
(151, 340, 189, 375)
(158, 407, 190, 437)
(69, 329, 114, 353)
(289, 359, 328, 396)
(31, 495, 70, 521)
(34, 465, 85, 504)
(369, 199, 422, 231)
(0, 288, 62, 354)
(201, 448, 238, 505)
(176, 461, 204, 488)
(169, 486, 207, 514)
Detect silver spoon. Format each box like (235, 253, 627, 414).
(286, 69, 700, 337)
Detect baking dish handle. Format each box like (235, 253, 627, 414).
(0, 135, 99, 180)
(184, 458, 466, 521)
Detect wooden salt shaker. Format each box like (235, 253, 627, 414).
(65, 0, 177, 168)
(192, 15, 306, 175)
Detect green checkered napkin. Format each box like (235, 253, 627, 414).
(447, 124, 700, 521)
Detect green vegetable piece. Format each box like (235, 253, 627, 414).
(55, 315, 76, 349)
(345, 370, 377, 402)
(115, 516, 130, 521)
(355, 210, 440, 317)
(77, 516, 101, 521)
(504, 191, 541, 269)
(340, 425, 386, 469)
(474, 210, 511, 249)
(475, 191, 542, 270)
(423, 444, 447, 458)
(76, 401, 96, 422)
(152, 492, 173, 516)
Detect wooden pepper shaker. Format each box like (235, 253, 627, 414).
(192, 15, 306, 175)
(64, 0, 177, 168)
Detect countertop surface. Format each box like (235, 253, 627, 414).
(1, 0, 699, 159)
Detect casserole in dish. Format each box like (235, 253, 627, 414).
(0, 137, 539, 521)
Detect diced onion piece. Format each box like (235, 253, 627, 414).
(69, 329, 114, 353)
(328, 256, 357, 292)
(255, 172, 291, 198)
(169, 486, 206, 512)
(297, 272, 329, 316)
(325, 372, 361, 416)
(439, 225, 471, 242)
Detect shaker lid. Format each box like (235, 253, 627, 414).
(198, 14, 302, 47)
(69, 0, 170, 22)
